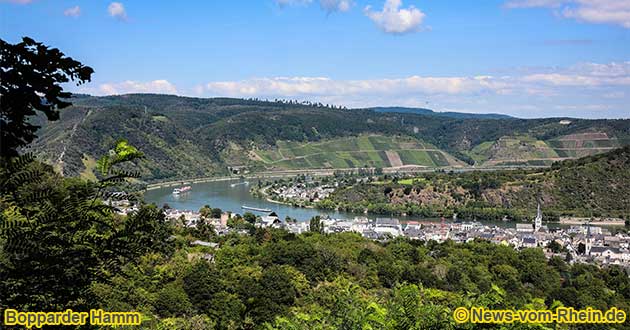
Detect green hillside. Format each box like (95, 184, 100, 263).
(321, 146, 630, 219)
(30, 94, 630, 182)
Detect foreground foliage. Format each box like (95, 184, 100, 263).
(0, 143, 173, 311)
(85, 225, 630, 330)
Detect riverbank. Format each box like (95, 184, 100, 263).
(143, 164, 552, 191)
(143, 175, 362, 222)
(145, 173, 627, 228)
(144, 169, 343, 191)
(559, 217, 626, 226)
(251, 179, 615, 225)
(257, 185, 316, 209)
(143, 178, 594, 230)
(145, 176, 235, 191)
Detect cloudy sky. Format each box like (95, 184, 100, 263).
(2, 0, 629, 118)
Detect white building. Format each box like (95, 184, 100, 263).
(259, 212, 282, 228)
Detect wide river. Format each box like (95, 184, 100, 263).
(144, 178, 565, 228)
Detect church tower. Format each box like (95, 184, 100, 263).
(534, 202, 542, 232)
(586, 222, 593, 256)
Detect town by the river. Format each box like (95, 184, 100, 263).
(145, 177, 537, 228)
(140, 177, 630, 266)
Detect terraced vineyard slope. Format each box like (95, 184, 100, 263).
(466, 132, 628, 167)
(253, 135, 464, 170)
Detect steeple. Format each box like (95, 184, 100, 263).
(534, 202, 542, 232)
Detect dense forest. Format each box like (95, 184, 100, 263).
(30, 94, 630, 182)
(55, 224, 630, 329)
(318, 146, 630, 220)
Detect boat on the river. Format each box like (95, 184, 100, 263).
(172, 185, 192, 195)
(242, 205, 272, 213)
(230, 181, 250, 188)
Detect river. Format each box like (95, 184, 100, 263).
(144, 178, 360, 221)
(144, 178, 569, 229)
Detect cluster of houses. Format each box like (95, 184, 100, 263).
(163, 209, 236, 235)
(254, 207, 630, 266)
(267, 183, 336, 203)
(115, 200, 630, 267)
(109, 198, 139, 215)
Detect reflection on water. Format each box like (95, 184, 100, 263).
(143, 178, 560, 228)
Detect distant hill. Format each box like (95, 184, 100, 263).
(29, 94, 630, 182)
(371, 106, 513, 119)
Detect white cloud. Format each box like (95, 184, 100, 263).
(76, 61, 630, 118)
(201, 76, 504, 97)
(505, 0, 630, 28)
(521, 73, 627, 86)
(63, 6, 81, 17)
(183, 61, 630, 118)
(603, 91, 626, 98)
(553, 104, 612, 111)
(196, 62, 630, 99)
(95, 80, 177, 95)
(364, 0, 426, 34)
(522, 61, 630, 86)
(108, 2, 127, 21)
(563, 1, 630, 28)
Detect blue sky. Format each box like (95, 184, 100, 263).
(2, 0, 629, 118)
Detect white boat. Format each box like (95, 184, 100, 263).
(242, 205, 272, 213)
(172, 185, 192, 195)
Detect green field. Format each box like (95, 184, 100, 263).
(254, 135, 459, 170)
(397, 177, 430, 185)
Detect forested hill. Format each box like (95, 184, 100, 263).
(30, 94, 630, 182)
(322, 146, 630, 219)
(545, 145, 630, 216)
(371, 106, 513, 119)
